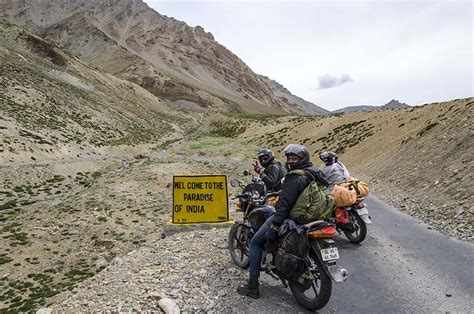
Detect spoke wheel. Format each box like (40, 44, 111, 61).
(289, 249, 332, 311)
(343, 211, 367, 243)
(228, 223, 250, 268)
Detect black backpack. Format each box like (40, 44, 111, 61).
(274, 227, 308, 280)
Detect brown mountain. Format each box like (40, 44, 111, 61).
(0, 0, 328, 115)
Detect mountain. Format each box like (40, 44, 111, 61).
(334, 99, 410, 113)
(0, 0, 328, 115)
(260, 76, 329, 115)
(0, 19, 192, 164)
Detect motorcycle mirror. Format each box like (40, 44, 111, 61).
(243, 170, 250, 176)
(230, 179, 240, 187)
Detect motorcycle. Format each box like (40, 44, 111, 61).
(228, 171, 347, 311)
(334, 199, 371, 243)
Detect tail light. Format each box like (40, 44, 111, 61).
(308, 226, 337, 238)
(236, 200, 242, 209)
(335, 208, 350, 224)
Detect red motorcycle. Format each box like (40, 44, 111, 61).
(334, 199, 371, 243)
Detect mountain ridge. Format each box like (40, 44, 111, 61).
(333, 99, 410, 113)
(0, 0, 327, 115)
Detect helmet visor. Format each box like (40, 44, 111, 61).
(258, 155, 269, 163)
(283, 144, 305, 157)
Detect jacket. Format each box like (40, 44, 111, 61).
(322, 161, 350, 191)
(272, 164, 328, 226)
(260, 161, 286, 192)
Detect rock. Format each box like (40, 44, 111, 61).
(95, 256, 108, 268)
(453, 207, 465, 218)
(158, 297, 180, 314)
(36, 308, 53, 314)
(111, 257, 123, 266)
(148, 291, 165, 300)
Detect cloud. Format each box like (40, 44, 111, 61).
(316, 74, 353, 90)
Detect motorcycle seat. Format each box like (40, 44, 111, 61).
(303, 220, 332, 230)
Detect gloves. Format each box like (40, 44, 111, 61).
(253, 161, 263, 175)
(265, 225, 279, 241)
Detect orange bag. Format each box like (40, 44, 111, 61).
(344, 177, 369, 197)
(332, 185, 357, 207)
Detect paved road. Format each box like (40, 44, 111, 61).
(232, 195, 474, 313)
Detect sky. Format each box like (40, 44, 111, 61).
(146, 0, 473, 111)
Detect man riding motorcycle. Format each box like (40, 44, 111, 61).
(253, 148, 287, 192)
(237, 144, 329, 299)
(319, 151, 350, 191)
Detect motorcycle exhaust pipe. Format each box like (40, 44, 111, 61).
(327, 265, 349, 282)
(340, 268, 348, 281)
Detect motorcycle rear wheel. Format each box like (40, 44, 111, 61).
(343, 211, 367, 243)
(289, 249, 332, 311)
(228, 223, 250, 269)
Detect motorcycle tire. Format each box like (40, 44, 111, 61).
(343, 211, 367, 243)
(228, 223, 250, 269)
(289, 249, 332, 311)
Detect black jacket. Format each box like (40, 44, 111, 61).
(272, 164, 328, 226)
(260, 161, 286, 192)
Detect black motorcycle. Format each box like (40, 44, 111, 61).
(228, 171, 347, 311)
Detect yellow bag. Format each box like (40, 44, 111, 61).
(344, 177, 369, 197)
(332, 185, 357, 207)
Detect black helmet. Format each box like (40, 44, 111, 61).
(283, 144, 310, 170)
(319, 151, 338, 166)
(257, 148, 275, 167)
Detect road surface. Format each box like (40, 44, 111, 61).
(231, 195, 474, 313)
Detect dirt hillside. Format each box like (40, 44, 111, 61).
(0, 20, 197, 166)
(228, 98, 473, 240)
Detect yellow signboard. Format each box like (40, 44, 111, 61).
(172, 175, 229, 224)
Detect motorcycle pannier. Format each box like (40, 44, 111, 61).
(332, 184, 357, 207)
(289, 170, 334, 224)
(274, 228, 307, 280)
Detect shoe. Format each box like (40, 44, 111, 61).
(237, 278, 260, 299)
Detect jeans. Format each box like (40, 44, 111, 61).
(249, 215, 275, 279)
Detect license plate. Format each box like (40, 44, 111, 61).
(321, 247, 340, 261)
(357, 207, 369, 215)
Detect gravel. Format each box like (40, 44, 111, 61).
(49, 227, 251, 312)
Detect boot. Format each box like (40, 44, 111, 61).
(237, 277, 260, 299)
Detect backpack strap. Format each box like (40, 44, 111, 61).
(289, 169, 315, 182)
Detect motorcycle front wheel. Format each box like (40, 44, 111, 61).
(289, 249, 332, 311)
(343, 211, 367, 243)
(228, 222, 250, 268)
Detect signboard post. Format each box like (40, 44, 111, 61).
(172, 175, 229, 224)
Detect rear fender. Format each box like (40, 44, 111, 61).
(308, 238, 333, 278)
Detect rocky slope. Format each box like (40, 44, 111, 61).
(0, 0, 328, 115)
(0, 19, 197, 166)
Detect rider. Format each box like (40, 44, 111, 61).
(319, 151, 350, 191)
(238, 144, 328, 299)
(253, 148, 286, 191)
